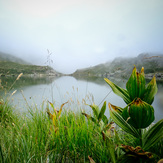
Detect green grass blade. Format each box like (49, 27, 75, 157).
(102, 115, 109, 125)
(48, 101, 55, 110)
(104, 78, 131, 104)
(58, 101, 68, 116)
(88, 104, 99, 119)
(102, 132, 116, 163)
(98, 101, 106, 122)
(142, 119, 163, 150)
(0, 145, 4, 163)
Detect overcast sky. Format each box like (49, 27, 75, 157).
(0, 0, 163, 73)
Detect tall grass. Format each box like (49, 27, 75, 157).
(0, 99, 162, 162)
(0, 102, 116, 162)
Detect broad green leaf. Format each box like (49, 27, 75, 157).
(89, 104, 99, 119)
(104, 78, 131, 104)
(109, 103, 123, 115)
(142, 119, 163, 150)
(126, 67, 146, 101)
(143, 76, 158, 105)
(122, 98, 155, 129)
(102, 115, 109, 125)
(98, 101, 106, 121)
(109, 103, 139, 138)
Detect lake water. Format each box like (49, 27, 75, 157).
(1, 75, 163, 122)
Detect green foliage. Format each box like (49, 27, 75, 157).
(105, 66, 163, 162)
(0, 61, 54, 75)
(142, 119, 163, 150)
(109, 103, 140, 138)
(143, 76, 158, 104)
(0, 100, 18, 126)
(104, 67, 158, 105)
(0, 102, 117, 163)
(126, 67, 146, 100)
(82, 101, 113, 132)
(122, 98, 155, 129)
(1, 65, 162, 162)
(105, 67, 158, 130)
(104, 78, 131, 104)
(46, 101, 68, 133)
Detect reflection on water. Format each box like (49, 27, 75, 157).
(0, 75, 163, 122)
(0, 75, 58, 88)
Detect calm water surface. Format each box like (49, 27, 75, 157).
(1, 76, 163, 122)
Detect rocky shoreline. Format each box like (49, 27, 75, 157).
(145, 73, 163, 80)
(1, 71, 163, 81)
(72, 71, 163, 81)
(0, 72, 62, 78)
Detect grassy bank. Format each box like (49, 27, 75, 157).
(0, 100, 162, 163)
(0, 61, 59, 76)
(0, 101, 116, 162)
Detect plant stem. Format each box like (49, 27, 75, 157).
(138, 129, 142, 147)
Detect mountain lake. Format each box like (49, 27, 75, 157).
(1, 75, 163, 123)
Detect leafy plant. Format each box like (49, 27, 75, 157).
(46, 101, 68, 133)
(105, 66, 163, 162)
(82, 101, 113, 132)
(82, 102, 116, 163)
(122, 98, 154, 129)
(104, 67, 157, 105)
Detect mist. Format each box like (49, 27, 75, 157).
(0, 0, 163, 73)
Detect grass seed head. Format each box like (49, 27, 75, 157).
(11, 90, 17, 96)
(16, 73, 23, 80)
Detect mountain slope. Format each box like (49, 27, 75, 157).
(0, 51, 61, 76)
(0, 51, 30, 64)
(73, 53, 163, 79)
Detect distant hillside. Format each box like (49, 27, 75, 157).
(73, 53, 163, 79)
(0, 51, 30, 64)
(0, 51, 61, 76)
